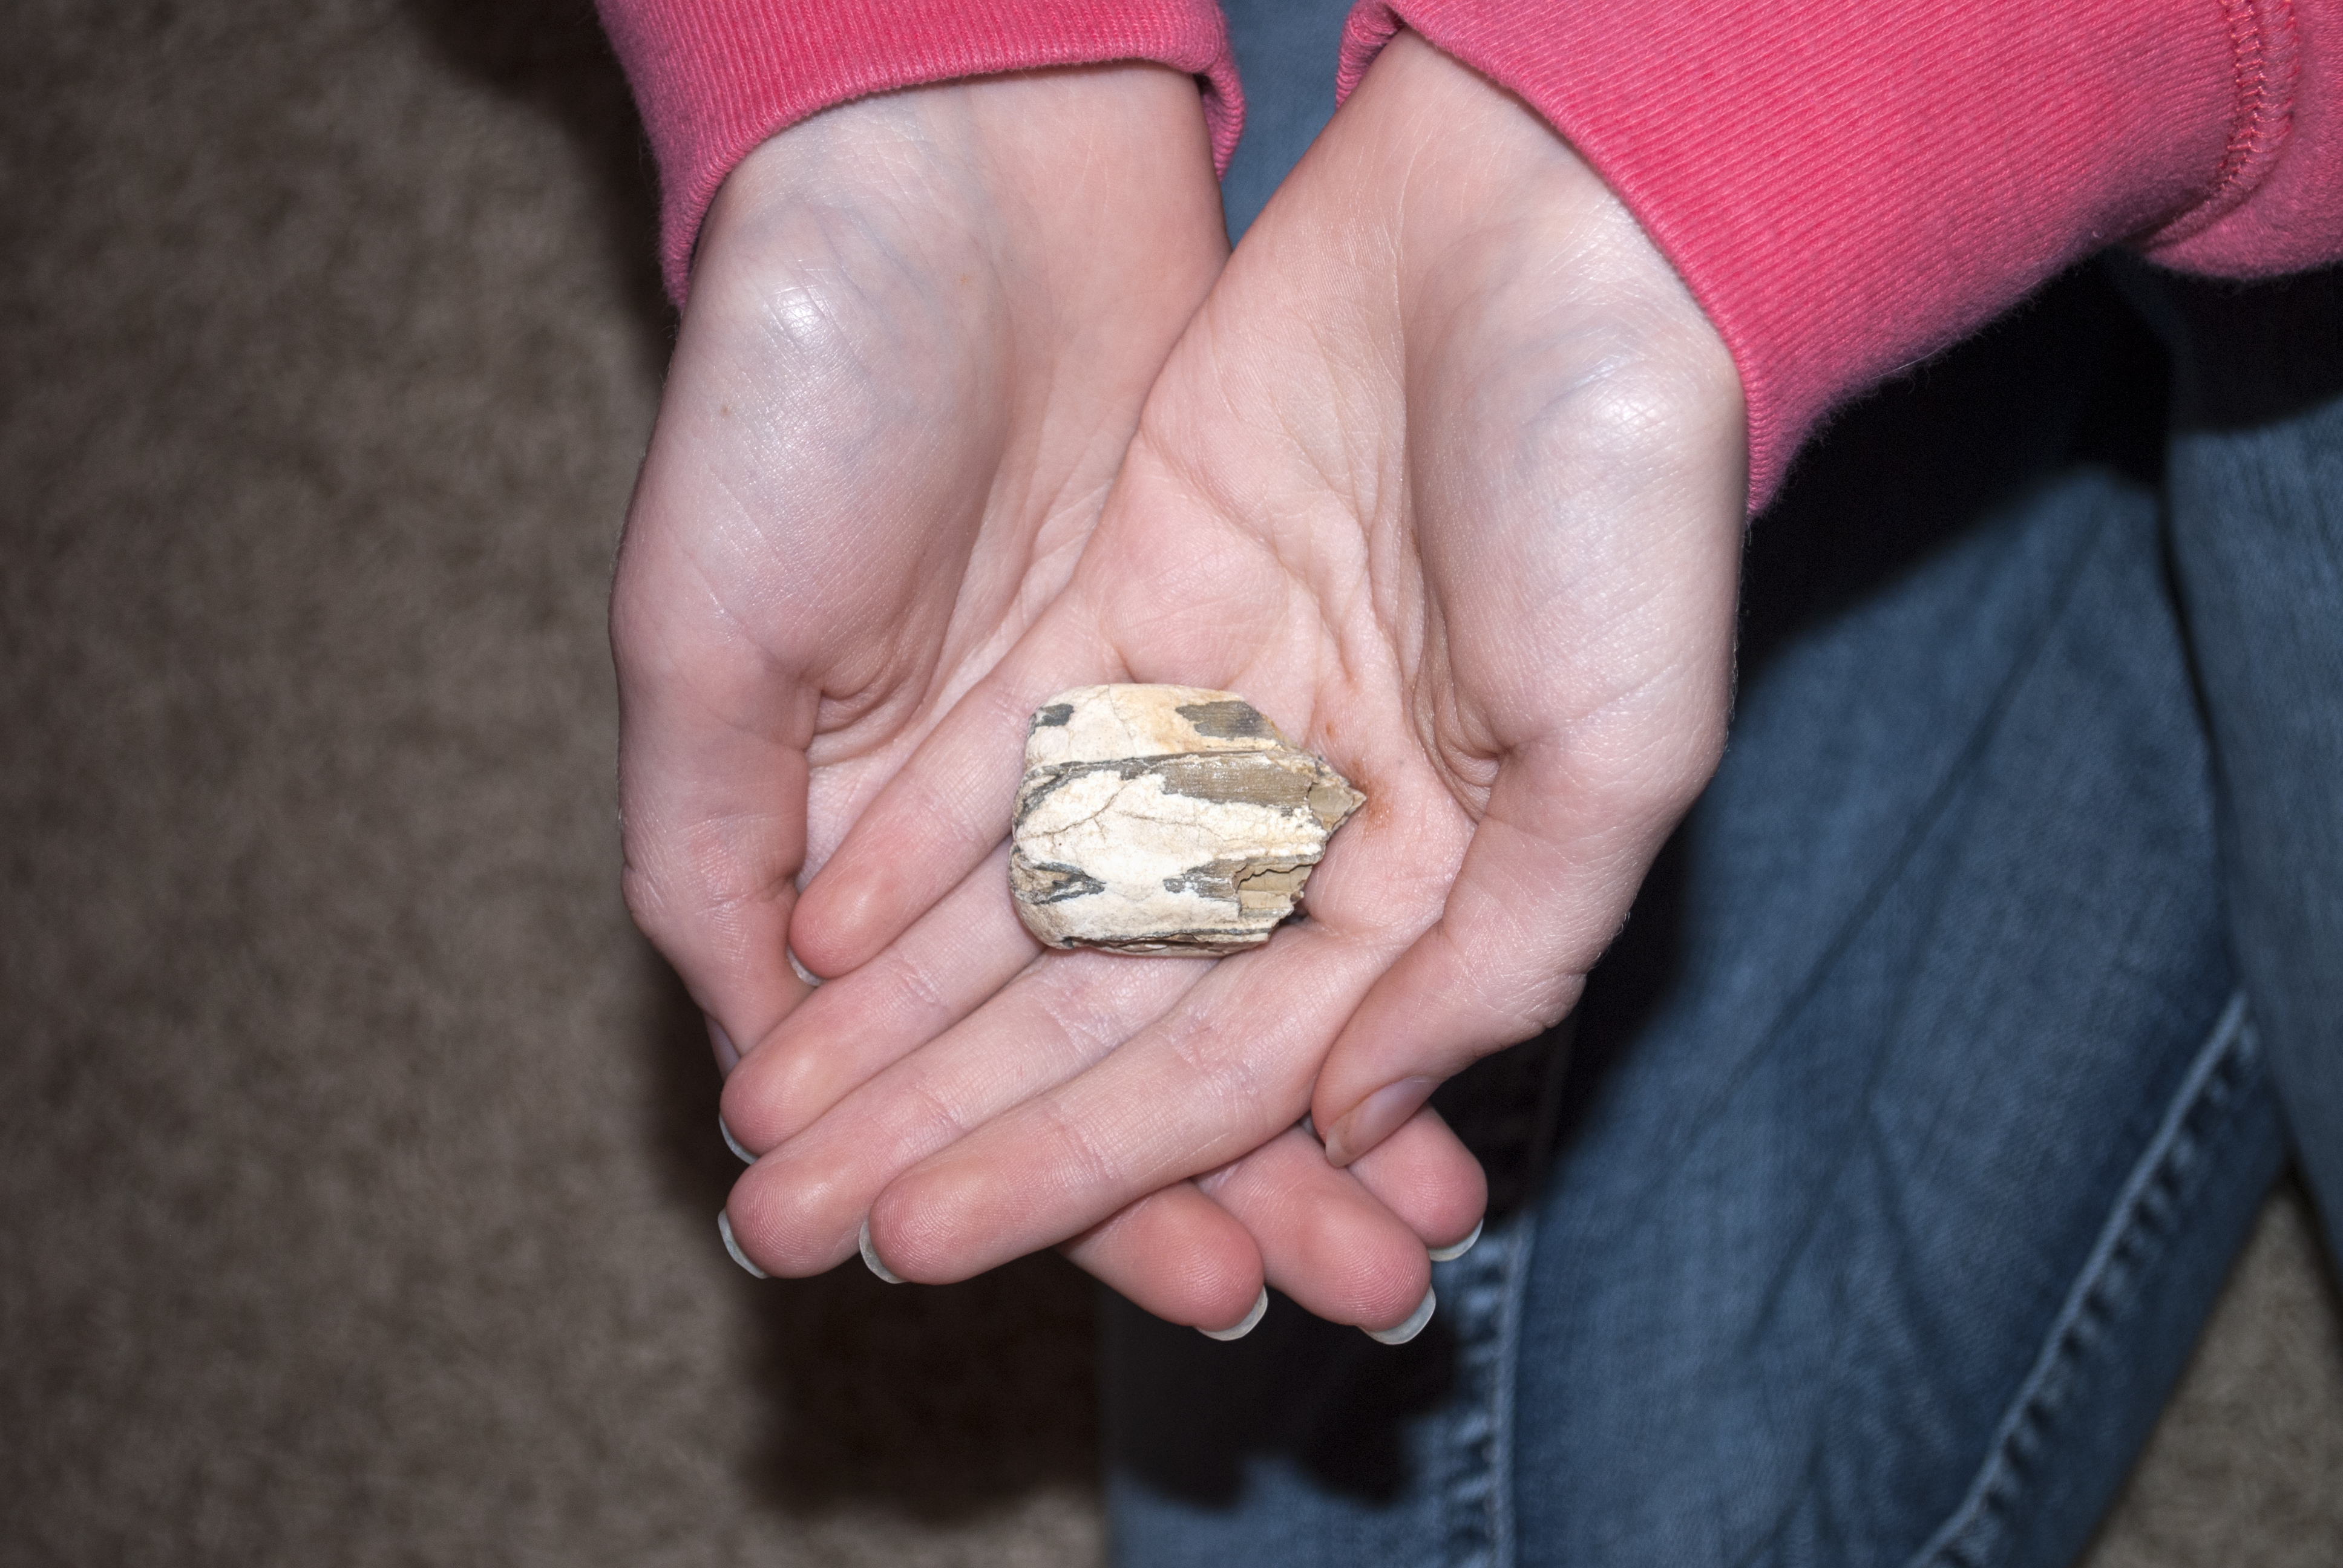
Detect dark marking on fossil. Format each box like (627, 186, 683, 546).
(1175, 699, 1274, 740)
(1031, 703, 1074, 730)
(1008, 853, 1105, 906)
(1055, 927, 1268, 954)
(1150, 753, 1316, 812)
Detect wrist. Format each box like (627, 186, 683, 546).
(1328, 33, 1745, 463)
(698, 64, 1225, 316)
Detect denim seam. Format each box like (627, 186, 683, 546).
(1903, 990, 2261, 1568)
(1490, 1212, 1531, 1568)
(1432, 1208, 1533, 1568)
(1434, 1031, 1570, 1568)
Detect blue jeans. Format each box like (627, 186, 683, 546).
(1110, 10, 2343, 1563)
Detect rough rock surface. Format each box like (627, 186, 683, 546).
(1011, 686, 1364, 953)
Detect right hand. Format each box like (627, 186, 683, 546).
(614, 64, 1484, 1333)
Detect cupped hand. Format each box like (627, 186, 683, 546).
(776, 31, 1748, 1288)
(615, 62, 1486, 1333)
(612, 63, 1225, 1066)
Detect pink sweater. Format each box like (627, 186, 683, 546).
(597, 0, 2343, 506)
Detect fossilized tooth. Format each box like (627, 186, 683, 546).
(1010, 685, 1365, 954)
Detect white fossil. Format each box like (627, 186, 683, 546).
(1009, 685, 1365, 953)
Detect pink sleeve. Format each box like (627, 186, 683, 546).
(1339, 0, 2343, 508)
(597, 0, 1243, 304)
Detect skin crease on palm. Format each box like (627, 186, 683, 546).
(740, 30, 1751, 1307)
(613, 58, 1491, 1333)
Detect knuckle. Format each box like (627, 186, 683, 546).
(1435, 920, 1584, 1046)
(898, 1070, 974, 1152)
(867, 951, 950, 1031)
(1159, 1007, 1282, 1129)
(1476, 959, 1582, 1042)
(1032, 1094, 1130, 1198)
(619, 860, 692, 951)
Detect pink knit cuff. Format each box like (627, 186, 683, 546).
(2155, 0, 2343, 274)
(1342, 0, 2343, 509)
(599, 0, 1242, 304)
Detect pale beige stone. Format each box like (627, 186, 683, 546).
(1010, 685, 1365, 954)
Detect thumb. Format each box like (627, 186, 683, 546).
(1314, 710, 1723, 1166)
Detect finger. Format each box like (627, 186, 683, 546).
(863, 918, 1395, 1282)
(1313, 716, 1723, 1166)
(613, 561, 821, 1062)
(1193, 1126, 1431, 1330)
(722, 945, 1210, 1275)
(1339, 1105, 1487, 1255)
(788, 589, 1115, 977)
(1057, 1183, 1267, 1334)
(1061, 1115, 1481, 1336)
(1061, 1114, 1482, 1336)
(718, 841, 1036, 1149)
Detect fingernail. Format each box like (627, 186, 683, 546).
(1197, 1286, 1270, 1342)
(717, 1210, 768, 1279)
(1365, 1285, 1436, 1345)
(719, 1114, 755, 1165)
(1323, 1077, 1437, 1168)
(787, 948, 824, 988)
(1428, 1218, 1484, 1264)
(706, 1016, 741, 1075)
(859, 1218, 905, 1285)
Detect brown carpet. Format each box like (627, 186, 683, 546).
(1, 3, 2337, 1563)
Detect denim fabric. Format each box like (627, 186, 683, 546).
(2130, 265, 2343, 1264)
(1215, 0, 1346, 241)
(1501, 454, 2282, 1568)
(1104, 19, 2330, 1567)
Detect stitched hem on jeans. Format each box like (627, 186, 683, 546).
(1904, 991, 2261, 1568)
(1429, 1030, 1572, 1568)
(1430, 1209, 1533, 1568)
